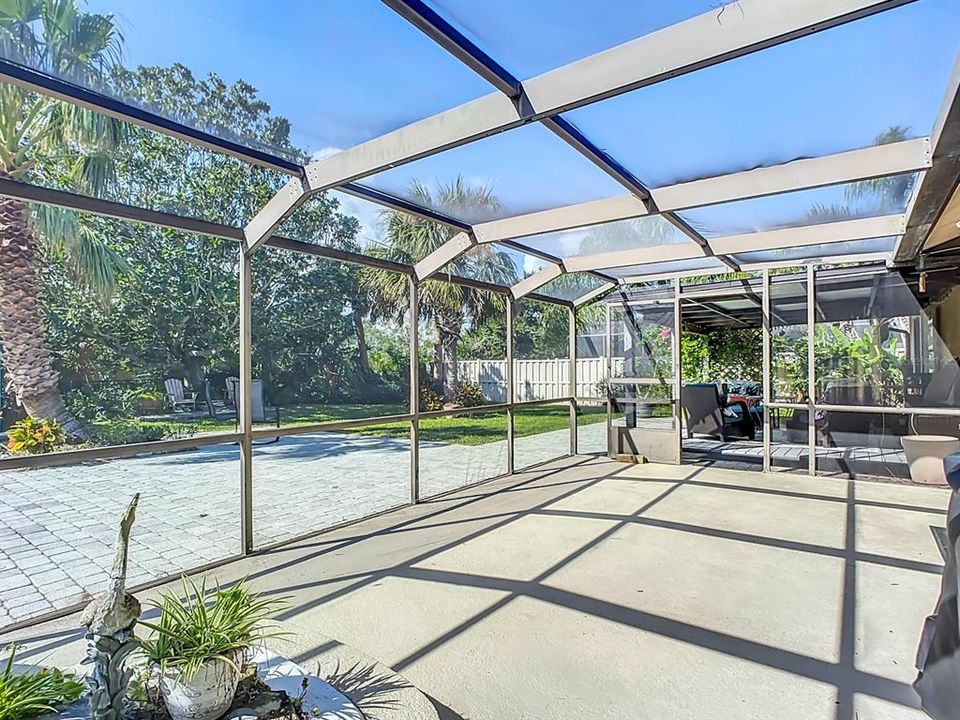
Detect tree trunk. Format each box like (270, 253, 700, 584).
(435, 309, 462, 401)
(353, 311, 371, 377)
(0, 193, 87, 439)
(433, 322, 446, 395)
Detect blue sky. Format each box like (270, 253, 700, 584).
(82, 0, 960, 254)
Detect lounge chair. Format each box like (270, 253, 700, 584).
(163, 378, 197, 412)
(682, 383, 755, 441)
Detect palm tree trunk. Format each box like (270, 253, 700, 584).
(0, 193, 87, 439)
(436, 310, 461, 401)
(433, 322, 447, 396)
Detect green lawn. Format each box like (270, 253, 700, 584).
(348, 403, 607, 446)
(90, 402, 607, 447)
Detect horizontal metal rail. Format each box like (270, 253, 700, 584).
(0, 431, 241, 471)
(768, 401, 960, 416)
(815, 404, 960, 416)
(249, 413, 414, 440)
(0, 177, 580, 303)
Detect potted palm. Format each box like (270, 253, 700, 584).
(138, 578, 283, 720)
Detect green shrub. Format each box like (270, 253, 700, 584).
(0, 645, 85, 720)
(419, 382, 444, 411)
(90, 419, 197, 446)
(139, 577, 285, 680)
(64, 381, 140, 421)
(453, 381, 485, 408)
(6, 418, 66, 455)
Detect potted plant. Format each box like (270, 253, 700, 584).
(136, 392, 165, 413)
(138, 578, 283, 720)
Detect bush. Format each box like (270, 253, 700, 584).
(0, 644, 85, 720)
(6, 418, 66, 454)
(419, 382, 444, 411)
(453, 380, 485, 408)
(90, 419, 197, 446)
(64, 381, 140, 421)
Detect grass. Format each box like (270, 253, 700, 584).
(89, 403, 608, 448)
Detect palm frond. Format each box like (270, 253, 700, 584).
(29, 203, 128, 297)
(844, 125, 913, 209)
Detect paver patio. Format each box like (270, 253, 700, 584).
(0, 425, 597, 629)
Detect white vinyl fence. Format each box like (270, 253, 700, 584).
(458, 358, 625, 401)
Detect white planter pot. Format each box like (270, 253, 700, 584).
(901, 435, 960, 485)
(159, 650, 244, 720)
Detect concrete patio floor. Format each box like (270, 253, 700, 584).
(3, 455, 949, 719)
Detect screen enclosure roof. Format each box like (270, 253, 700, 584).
(2, 0, 959, 307)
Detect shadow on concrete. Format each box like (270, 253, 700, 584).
(9, 454, 942, 720)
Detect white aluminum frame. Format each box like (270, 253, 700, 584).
(414, 139, 929, 281)
(7, 0, 960, 634)
(245, 0, 902, 252)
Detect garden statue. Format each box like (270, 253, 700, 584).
(81, 494, 142, 720)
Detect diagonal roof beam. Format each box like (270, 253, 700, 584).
(574, 282, 618, 307)
(511, 265, 564, 300)
(246, 0, 906, 253)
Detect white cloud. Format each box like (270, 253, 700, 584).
(330, 190, 385, 250)
(311, 147, 385, 250)
(310, 146, 342, 162)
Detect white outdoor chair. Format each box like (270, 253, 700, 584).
(163, 378, 197, 412)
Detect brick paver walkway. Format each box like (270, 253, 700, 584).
(0, 425, 601, 629)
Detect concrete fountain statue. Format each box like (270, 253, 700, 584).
(80, 494, 141, 720)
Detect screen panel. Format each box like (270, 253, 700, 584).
(3, 0, 493, 161)
(679, 175, 916, 239)
(361, 123, 626, 223)
(564, 1, 957, 188)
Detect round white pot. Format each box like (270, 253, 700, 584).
(901, 434, 960, 485)
(159, 650, 244, 720)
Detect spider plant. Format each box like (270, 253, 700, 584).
(0, 645, 85, 720)
(138, 577, 285, 680)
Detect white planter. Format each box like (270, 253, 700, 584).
(159, 650, 244, 720)
(901, 435, 960, 485)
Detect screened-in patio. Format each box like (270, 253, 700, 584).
(1, 0, 960, 716)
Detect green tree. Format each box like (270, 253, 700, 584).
(0, 0, 127, 437)
(42, 65, 364, 417)
(363, 177, 517, 400)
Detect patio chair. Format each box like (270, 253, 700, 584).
(163, 378, 197, 412)
(233, 379, 281, 445)
(681, 383, 755, 442)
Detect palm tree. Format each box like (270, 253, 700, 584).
(805, 126, 916, 224)
(363, 177, 517, 400)
(0, 0, 127, 438)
